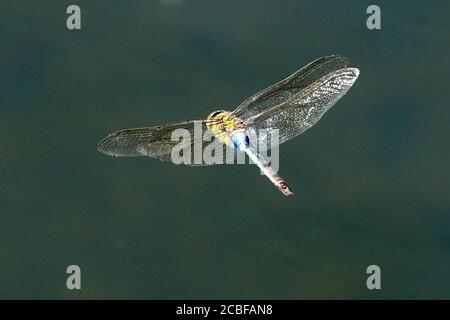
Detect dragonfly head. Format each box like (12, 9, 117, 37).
(207, 110, 227, 122)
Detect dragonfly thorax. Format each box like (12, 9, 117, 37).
(206, 110, 245, 147)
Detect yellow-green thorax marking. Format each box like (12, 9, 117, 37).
(206, 110, 244, 147)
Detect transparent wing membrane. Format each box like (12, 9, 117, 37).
(245, 67, 360, 148)
(233, 55, 349, 120)
(97, 120, 238, 166)
(98, 120, 199, 157)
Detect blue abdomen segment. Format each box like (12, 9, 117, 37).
(231, 131, 249, 151)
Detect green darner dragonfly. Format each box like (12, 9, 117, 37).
(98, 55, 359, 196)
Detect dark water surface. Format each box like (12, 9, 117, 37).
(0, 1, 449, 298)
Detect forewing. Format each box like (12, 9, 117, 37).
(245, 67, 360, 149)
(97, 120, 237, 166)
(233, 55, 349, 120)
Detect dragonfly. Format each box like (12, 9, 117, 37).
(98, 55, 359, 196)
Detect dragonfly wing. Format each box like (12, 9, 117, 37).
(233, 55, 349, 120)
(97, 120, 237, 166)
(245, 67, 359, 149)
(98, 120, 199, 158)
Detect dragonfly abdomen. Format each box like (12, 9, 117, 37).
(231, 130, 249, 151)
(243, 144, 294, 197)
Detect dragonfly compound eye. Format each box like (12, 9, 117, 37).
(207, 110, 226, 121)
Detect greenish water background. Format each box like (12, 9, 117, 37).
(0, 1, 449, 299)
